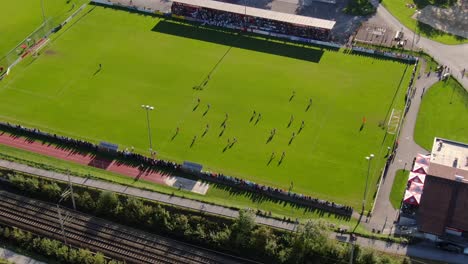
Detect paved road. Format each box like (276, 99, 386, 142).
(371, 4, 468, 90)
(365, 60, 439, 234)
(0, 247, 45, 264)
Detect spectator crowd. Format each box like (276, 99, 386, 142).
(171, 2, 330, 41)
(0, 122, 352, 217)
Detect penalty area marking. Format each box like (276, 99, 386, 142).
(387, 108, 401, 134)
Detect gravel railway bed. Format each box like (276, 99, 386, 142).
(0, 190, 252, 264)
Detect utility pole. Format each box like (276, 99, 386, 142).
(56, 170, 75, 245)
(348, 241, 354, 264)
(57, 205, 68, 245)
(68, 172, 76, 210)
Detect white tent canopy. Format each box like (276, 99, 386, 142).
(408, 171, 426, 184)
(404, 182, 424, 205)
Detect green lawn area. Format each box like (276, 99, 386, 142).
(0, 0, 85, 58)
(415, 78, 468, 150)
(389, 170, 408, 209)
(0, 5, 411, 209)
(382, 0, 467, 45)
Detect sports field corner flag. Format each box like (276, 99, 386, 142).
(362, 116, 366, 124)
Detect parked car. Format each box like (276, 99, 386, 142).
(436, 242, 463, 253)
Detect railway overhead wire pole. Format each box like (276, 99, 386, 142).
(56, 170, 76, 245)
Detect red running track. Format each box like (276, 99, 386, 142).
(0, 132, 167, 184)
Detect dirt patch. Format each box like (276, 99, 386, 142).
(44, 49, 57, 56)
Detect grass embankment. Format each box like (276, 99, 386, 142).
(389, 170, 409, 209)
(415, 77, 468, 150)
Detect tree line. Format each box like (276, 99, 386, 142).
(0, 225, 121, 264)
(1, 171, 411, 264)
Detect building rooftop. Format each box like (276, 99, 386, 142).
(418, 138, 468, 235)
(430, 137, 468, 172)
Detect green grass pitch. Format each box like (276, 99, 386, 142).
(0, 5, 411, 208)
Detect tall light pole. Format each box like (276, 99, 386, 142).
(362, 154, 375, 213)
(141, 105, 154, 157)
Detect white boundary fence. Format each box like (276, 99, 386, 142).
(351, 46, 417, 62)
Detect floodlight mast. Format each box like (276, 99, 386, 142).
(141, 105, 155, 157)
(362, 154, 375, 213)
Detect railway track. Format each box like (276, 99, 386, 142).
(0, 190, 255, 264)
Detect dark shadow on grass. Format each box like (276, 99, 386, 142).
(152, 20, 325, 63)
(255, 115, 261, 125)
(93, 68, 101, 76)
(359, 123, 364, 131)
(207, 181, 352, 220)
(267, 157, 274, 165)
(266, 135, 274, 144)
(218, 129, 225, 137)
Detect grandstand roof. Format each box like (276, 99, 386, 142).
(173, 0, 336, 30)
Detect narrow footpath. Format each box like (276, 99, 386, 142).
(365, 61, 439, 234)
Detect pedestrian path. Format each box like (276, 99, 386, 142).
(0, 247, 45, 264)
(0, 159, 298, 232)
(366, 60, 440, 234)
